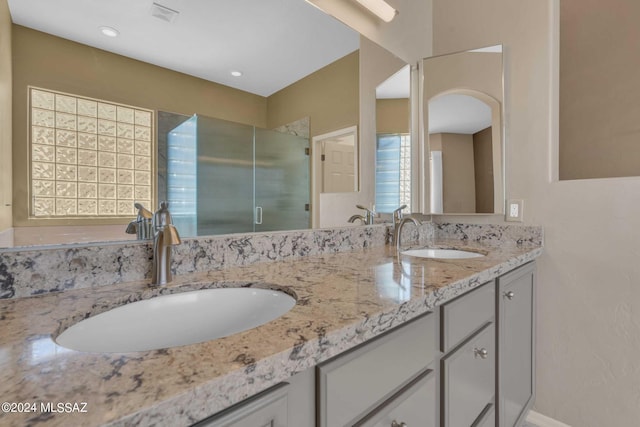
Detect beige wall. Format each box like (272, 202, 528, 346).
(423, 51, 503, 101)
(434, 133, 476, 213)
(376, 98, 410, 134)
(473, 127, 493, 213)
(434, 0, 640, 426)
(0, 0, 11, 232)
(267, 50, 359, 138)
(559, 0, 640, 179)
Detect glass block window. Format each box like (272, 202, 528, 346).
(29, 87, 154, 218)
(375, 133, 411, 213)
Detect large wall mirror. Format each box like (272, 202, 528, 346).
(422, 45, 504, 215)
(4, 0, 371, 248)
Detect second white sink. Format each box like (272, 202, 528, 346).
(56, 287, 296, 353)
(401, 248, 484, 259)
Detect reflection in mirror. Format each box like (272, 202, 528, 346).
(4, 0, 361, 249)
(374, 65, 411, 213)
(160, 112, 310, 237)
(429, 94, 494, 213)
(311, 126, 358, 228)
(423, 45, 504, 215)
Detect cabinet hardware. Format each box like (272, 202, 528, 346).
(503, 291, 515, 300)
(391, 421, 408, 427)
(473, 347, 489, 359)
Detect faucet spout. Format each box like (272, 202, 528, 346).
(388, 205, 420, 249)
(151, 202, 181, 286)
(348, 214, 366, 224)
(394, 216, 421, 250)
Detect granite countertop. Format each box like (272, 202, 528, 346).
(0, 239, 542, 427)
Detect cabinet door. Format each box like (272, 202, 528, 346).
(442, 322, 495, 427)
(497, 262, 536, 427)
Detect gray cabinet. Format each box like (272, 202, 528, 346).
(193, 369, 315, 427)
(442, 323, 495, 427)
(193, 383, 289, 427)
(497, 262, 536, 427)
(474, 405, 495, 427)
(356, 368, 437, 427)
(440, 281, 496, 427)
(317, 312, 438, 427)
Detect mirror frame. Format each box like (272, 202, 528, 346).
(419, 45, 505, 216)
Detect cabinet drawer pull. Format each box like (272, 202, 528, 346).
(504, 291, 515, 300)
(474, 347, 489, 359)
(391, 421, 407, 427)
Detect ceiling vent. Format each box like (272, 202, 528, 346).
(150, 3, 180, 23)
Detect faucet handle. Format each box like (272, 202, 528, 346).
(355, 204, 376, 225)
(134, 202, 153, 220)
(393, 205, 408, 221)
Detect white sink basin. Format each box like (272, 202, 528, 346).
(401, 248, 484, 259)
(56, 287, 296, 353)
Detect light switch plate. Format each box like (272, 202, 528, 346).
(506, 199, 524, 222)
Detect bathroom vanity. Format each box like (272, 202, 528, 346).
(0, 223, 542, 427)
(194, 262, 535, 427)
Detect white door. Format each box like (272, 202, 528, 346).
(323, 137, 355, 193)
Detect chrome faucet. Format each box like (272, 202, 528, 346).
(390, 205, 421, 249)
(151, 201, 181, 286)
(348, 204, 376, 225)
(394, 216, 421, 250)
(126, 203, 153, 240)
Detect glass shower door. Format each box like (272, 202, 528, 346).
(254, 129, 310, 232)
(197, 115, 254, 235)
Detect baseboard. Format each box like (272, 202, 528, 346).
(527, 410, 572, 427)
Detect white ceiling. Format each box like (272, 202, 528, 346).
(376, 64, 410, 99)
(428, 94, 492, 134)
(8, 0, 360, 97)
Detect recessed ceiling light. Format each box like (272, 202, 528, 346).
(99, 26, 119, 38)
(230, 71, 243, 77)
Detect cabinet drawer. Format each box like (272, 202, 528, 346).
(317, 312, 437, 427)
(356, 369, 436, 427)
(194, 383, 288, 427)
(472, 404, 495, 427)
(441, 280, 495, 352)
(442, 322, 495, 427)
